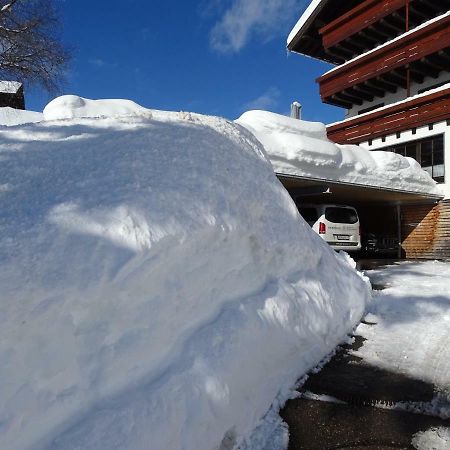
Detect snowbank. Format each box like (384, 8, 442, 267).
(236, 110, 440, 195)
(0, 96, 370, 450)
(43, 95, 153, 120)
(0, 106, 43, 126)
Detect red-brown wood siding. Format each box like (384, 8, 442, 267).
(319, 0, 410, 50)
(401, 202, 450, 259)
(401, 203, 438, 258)
(318, 14, 450, 101)
(327, 87, 450, 144)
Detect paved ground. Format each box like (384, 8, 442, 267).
(280, 260, 450, 450)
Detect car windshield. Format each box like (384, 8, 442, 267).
(325, 207, 358, 224)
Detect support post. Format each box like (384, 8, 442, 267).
(397, 204, 402, 259)
(405, 0, 410, 97)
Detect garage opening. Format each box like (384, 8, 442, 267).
(278, 174, 443, 259)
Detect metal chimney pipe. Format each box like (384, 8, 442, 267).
(290, 101, 302, 119)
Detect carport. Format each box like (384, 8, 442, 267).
(278, 173, 444, 258)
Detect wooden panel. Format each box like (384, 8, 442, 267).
(318, 14, 450, 100)
(401, 202, 450, 259)
(327, 87, 450, 144)
(401, 203, 438, 258)
(319, 0, 409, 49)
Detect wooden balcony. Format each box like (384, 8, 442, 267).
(319, 0, 410, 51)
(318, 13, 450, 108)
(327, 86, 450, 144)
(318, 0, 450, 63)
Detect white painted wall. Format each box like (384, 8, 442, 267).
(359, 120, 450, 198)
(346, 72, 450, 118)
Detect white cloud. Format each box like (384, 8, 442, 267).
(209, 0, 304, 53)
(89, 58, 105, 68)
(243, 87, 281, 111)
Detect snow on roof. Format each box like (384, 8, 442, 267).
(328, 82, 450, 127)
(0, 96, 370, 450)
(235, 110, 440, 196)
(322, 11, 450, 78)
(287, 0, 327, 47)
(0, 80, 22, 94)
(0, 107, 43, 126)
(43, 95, 153, 120)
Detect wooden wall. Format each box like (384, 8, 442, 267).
(401, 201, 450, 259)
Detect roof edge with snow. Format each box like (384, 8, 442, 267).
(287, 0, 326, 49)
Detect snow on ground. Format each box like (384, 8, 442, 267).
(412, 427, 450, 450)
(356, 261, 450, 448)
(0, 106, 43, 126)
(236, 110, 440, 195)
(0, 96, 370, 450)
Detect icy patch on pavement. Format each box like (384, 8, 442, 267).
(0, 97, 370, 450)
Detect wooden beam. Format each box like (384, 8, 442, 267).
(356, 83, 385, 98)
(328, 95, 353, 109)
(409, 5, 428, 21)
(336, 91, 364, 106)
(379, 16, 404, 35)
(347, 86, 374, 102)
(425, 54, 449, 70)
(323, 47, 348, 64)
(366, 78, 397, 94)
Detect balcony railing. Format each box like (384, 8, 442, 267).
(318, 13, 450, 107)
(327, 86, 450, 144)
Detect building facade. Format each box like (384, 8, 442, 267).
(0, 81, 25, 110)
(288, 0, 450, 257)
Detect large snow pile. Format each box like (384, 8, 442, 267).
(0, 96, 370, 450)
(236, 110, 440, 195)
(0, 106, 43, 126)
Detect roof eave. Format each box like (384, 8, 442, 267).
(287, 0, 329, 51)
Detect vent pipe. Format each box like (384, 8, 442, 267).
(290, 101, 302, 120)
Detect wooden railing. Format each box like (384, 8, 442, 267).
(327, 87, 450, 144)
(318, 13, 450, 101)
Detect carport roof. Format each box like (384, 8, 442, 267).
(278, 173, 444, 206)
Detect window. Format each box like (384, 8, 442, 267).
(383, 135, 445, 183)
(325, 207, 358, 224)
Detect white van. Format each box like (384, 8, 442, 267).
(297, 204, 361, 252)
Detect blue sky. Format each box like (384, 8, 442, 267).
(27, 0, 345, 124)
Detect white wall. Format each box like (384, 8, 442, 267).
(359, 120, 450, 198)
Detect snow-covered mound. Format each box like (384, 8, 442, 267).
(0, 97, 370, 450)
(43, 94, 153, 120)
(236, 110, 439, 195)
(0, 106, 43, 126)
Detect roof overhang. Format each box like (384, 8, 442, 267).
(277, 173, 443, 206)
(287, 0, 359, 62)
